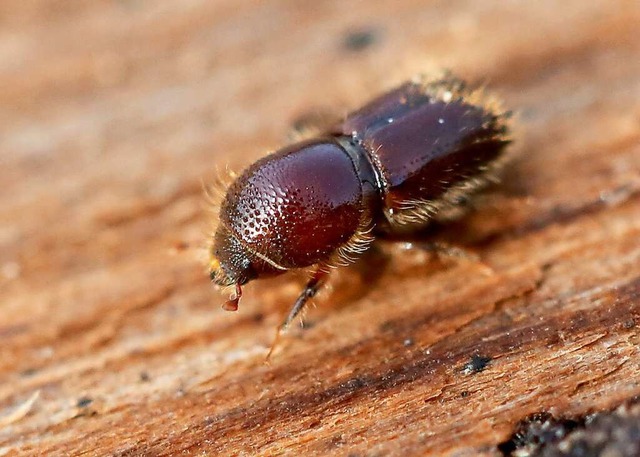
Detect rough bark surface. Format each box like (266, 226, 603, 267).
(1, 1, 639, 456)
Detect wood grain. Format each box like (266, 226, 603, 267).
(1, 1, 639, 455)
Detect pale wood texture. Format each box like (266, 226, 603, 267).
(1, 1, 640, 456)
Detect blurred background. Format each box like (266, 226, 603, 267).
(1, 1, 639, 455)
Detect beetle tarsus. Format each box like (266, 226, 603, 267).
(265, 326, 282, 363)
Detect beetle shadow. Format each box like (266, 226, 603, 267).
(304, 244, 392, 321)
(323, 234, 461, 314)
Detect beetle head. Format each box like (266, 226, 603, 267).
(209, 225, 257, 288)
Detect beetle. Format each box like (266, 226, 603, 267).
(208, 72, 512, 340)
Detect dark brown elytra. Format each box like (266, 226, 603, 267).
(208, 72, 512, 340)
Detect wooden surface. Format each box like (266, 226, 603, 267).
(1, 1, 640, 456)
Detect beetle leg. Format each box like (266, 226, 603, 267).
(283, 268, 328, 329)
(266, 268, 328, 360)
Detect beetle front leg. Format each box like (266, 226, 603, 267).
(266, 267, 329, 360)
